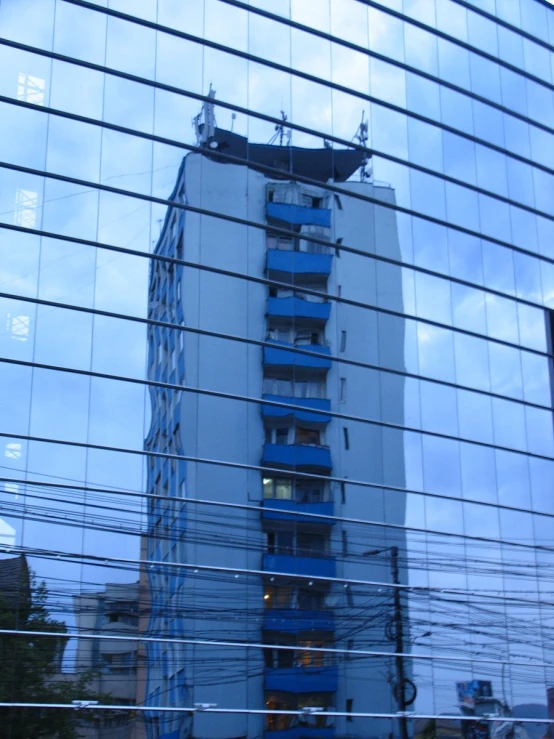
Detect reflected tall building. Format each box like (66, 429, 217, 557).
(143, 98, 407, 739)
(3, 2, 554, 739)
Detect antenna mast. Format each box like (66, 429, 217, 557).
(192, 84, 217, 147)
(268, 110, 291, 146)
(354, 111, 372, 182)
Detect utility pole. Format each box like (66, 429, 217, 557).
(363, 545, 411, 739)
(390, 545, 409, 739)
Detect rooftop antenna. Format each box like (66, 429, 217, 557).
(268, 110, 291, 147)
(192, 84, 217, 148)
(354, 111, 372, 182)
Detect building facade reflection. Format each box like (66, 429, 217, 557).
(0, 1, 553, 738)
(143, 99, 408, 738)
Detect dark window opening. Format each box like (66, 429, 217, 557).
(296, 427, 321, 445)
(343, 427, 350, 450)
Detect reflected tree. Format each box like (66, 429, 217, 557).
(0, 555, 107, 739)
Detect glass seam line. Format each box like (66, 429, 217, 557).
(9, 504, 550, 593)
(5, 474, 553, 543)
(2, 164, 554, 361)
(4, 42, 554, 200)
(1, 703, 551, 722)
(4, 344, 553, 430)
(3, 289, 553, 408)
(353, 0, 554, 91)
(4, 467, 553, 552)
(4, 542, 552, 606)
(40, 7, 554, 174)
(2, 49, 554, 243)
(62, 0, 554, 140)
(217, 0, 554, 135)
(2, 421, 554, 489)
(61, 0, 554, 98)
(2, 215, 552, 335)
(449, 0, 554, 56)
(5, 511, 553, 596)
(0, 629, 548, 670)
(4, 95, 554, 253)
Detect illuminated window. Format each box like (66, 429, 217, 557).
(17, 73, 45, 105)
(6, 313, 30, 341)
(14, 189, 38, 228)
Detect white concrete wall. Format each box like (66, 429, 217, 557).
(146, 150, 407, 739)
(326, 182, 407, 738)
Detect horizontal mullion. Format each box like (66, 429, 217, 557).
(4, 95, 554, 279)
(219, 0, 554, 138)
(2, 38, 554, 257)
(2, 396, 554, 494)
(4, 472, 553, 547)
(353, 0, 554, 93)
(2, 701, 552, 721)
(60, 0, 554, 103)
(0, 628, 548, 670)
(450, 0, 554, 56)
(4, 542, 553, 606)
(3, 93, 553, 237)
(0, 187, 552, 318)
(6, 495, 542, 576)
(2, 274, 553, 408)
(2, 158, 552, 359)
(40, 4, 554, 183)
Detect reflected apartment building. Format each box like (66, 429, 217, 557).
(142, 99, 408, 739)
(73, 582, 142, 739)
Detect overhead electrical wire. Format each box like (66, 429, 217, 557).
(1, 0, 553, 724)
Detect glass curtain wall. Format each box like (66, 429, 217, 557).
(0, 1, 553, 738)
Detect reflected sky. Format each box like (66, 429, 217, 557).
(0, 0, 553, 736)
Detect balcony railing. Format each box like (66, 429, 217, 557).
(261, 395, 331, 424)
(263, 553, 336, 579)
(263, 342, 331, 372)
(266, 201, 331, 229)
(264, 665, 338, 693)
(262, 443, 332, 472)
(263, 608, 335, 634)
(262, 499, 335, 524)
(266, 249, 333, 280)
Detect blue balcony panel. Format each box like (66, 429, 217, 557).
(262, 443, 332, 472)
(263, 553, 336, 579)
(262, 395, 331, 424)
(262, 499, 335, 525)
(267, 202, 331, 228)
(267, 249, 332, 280)
(263, 343, 331, 372)
(263, 608, 335, 634)
(265, 728, 335, 739)
(268, 297, 331, 323)
(264, 666, 338, 694)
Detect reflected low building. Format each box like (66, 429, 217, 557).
(143, 105, 408, 739)
(73, 582, 140, 739)
(2, 1, 554, 737)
